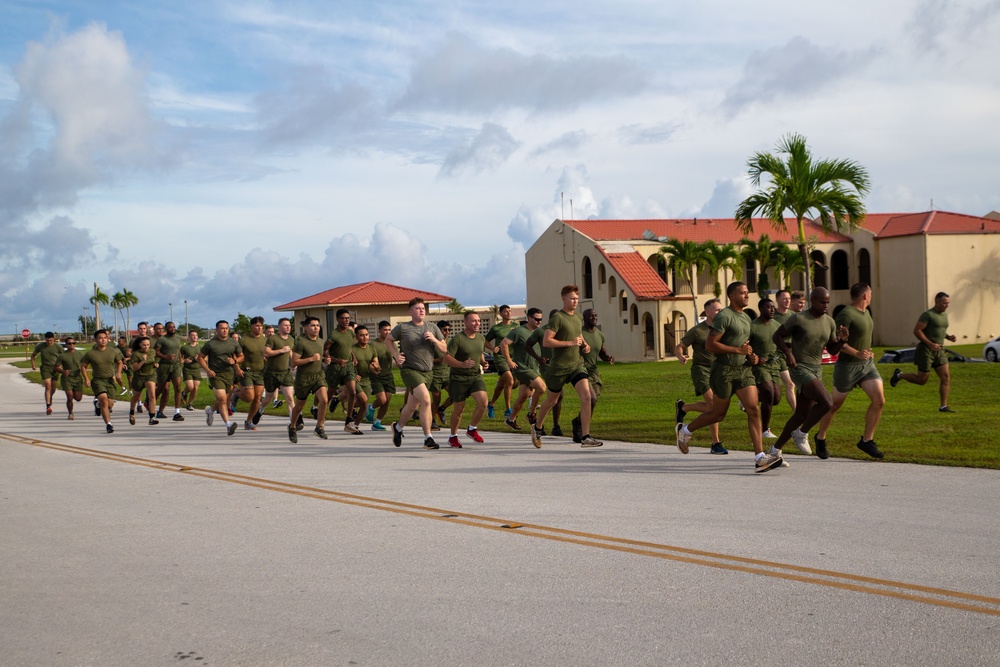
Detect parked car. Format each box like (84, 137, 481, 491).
(821, 347, 838, 364)
(877, 347, 982, 364)
(983, 336, 1000, 362)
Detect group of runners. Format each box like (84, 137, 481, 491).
(28, 282, 956, 469)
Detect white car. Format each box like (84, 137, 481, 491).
(984, 336, 1000, 362)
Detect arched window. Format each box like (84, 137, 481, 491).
(619, 290, 628, 313)
(811, 251, 828, 289)
(643, 313, 655, 355)
(630, 304, 639, 326)
(831, 250, 849, 290)
(607, 277, 617, 303)
(744, 258, 757, 292)
(649, 254, 668, 283)
(582, 256, 593, 299)
(598, 263, 606, 286)
(858, 249, 871, 286)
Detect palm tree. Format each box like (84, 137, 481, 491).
(700, 240, 742, 298)
(120, 289, 139, 339)
(445, 298, 464, 314)
(739, 235, 779, 300)
(735, 132, 870, 294)
(110, 291, 126, 339)
(90, 285, 110, 333)
(659, 238, 704, 322)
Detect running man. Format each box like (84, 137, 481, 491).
(891, 291, 958, 413)
(30, 332, 62, 414)
(260, 317, 296, 427)
(368, 321, 397, 431)
(53, 336, 85, 420)
(387, 297, 447, 450)
(350, 324, 378, 433)
(770, 287, 849, 461)
(324, 308, 361, 434)
(748, 298, 782, 441)
(154, 321, 185, 422)
(675, 283, 783, 473)
(815, 282, 886, 459)
(179, 330, 201, 410)
(485, 305, 518, 420)
(443, 311, 490, 448)
(430, 320, 453, 431)
(577, 309, 615, 444)
(674, 299, 726, 455)
(197, 320, 243, 436)
(116, 335, 132, 396)
(501, 308, 547, 430)
(80, 329, 123, 433)
(235, 316, 267, 431)
(288, 316, 330, 442)
(128, 336, 160, 426)
(530, 285, 603, 448)
(772, 289, 797, 411)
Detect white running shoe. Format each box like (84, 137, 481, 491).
(762, 429, 777, 438)
(675, 423, 691, 454)
(769, 446, 790, 467)
(791, 428, 812, 454)
(205, 405, 214, 427)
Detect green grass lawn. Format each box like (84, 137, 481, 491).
(12, 345, 999, 469)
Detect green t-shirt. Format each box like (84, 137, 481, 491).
(132, 350, 157, 378)
(33, 341, 63, 369)
(772, 310, 792, 344)
(505, 325, 540, 372)
(917, 308, 949, 345)
(153, 333, 181, 364)
(371, 339, 393, 377)
(545, 310, 585, 373)
(526, 327, 547, 362)
(447, 332, 487, 379)
(240, 333, 267, 371)
(55, 350, 84, 377)
(81, 346, 121, 379)
(680, 322, 715, 366)
(326, 328, 356, 361)
(200, 337, 243, 373)
(784, 310, 836, 367)
(486, 321, 517, 352)
(709, 307, 753, 368)
(264, 334, 294, 372)
(582, 328, 605, 373)
(389, 321, 444, 373)
(836, 306, 873, 365)
(749, 318, 780, 365)
(292, 336, 325, 376)
(180, 343, 201, 368)
(352, 343, 377, 379)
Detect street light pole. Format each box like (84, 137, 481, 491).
(169, 302, 173, 323)
(184, 300, 189, 335)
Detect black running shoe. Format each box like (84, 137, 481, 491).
(310, 405, 318, 419)
(675, 399, 686, 424)
(288, 424, 298, 443)
(148, 418, 159, 425)
(551, 424, 563, 437)
(227, 422, 238, 436)
(423, 437, 439, 450)
(328, 397, 340, 414)
(128, 413, 135, 425)
(106, 423, 114, 434)
(392, 421, 403, 447)
(890, 368, 901, 388)
(251, 407, 263, 425)
(571, 416, 582, 443)
(296, 414, 305, 431)
(815, 436, 829, 460)
(314, 426, 328, 440)
(172, 413, 184, 422)
(857, 438, 884, 459)
(94, 399, 101, 416)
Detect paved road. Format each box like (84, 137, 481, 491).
(2, 361, 998, 666)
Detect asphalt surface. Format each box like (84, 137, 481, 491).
(2, 360, 998, 666)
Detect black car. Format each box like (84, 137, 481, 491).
(877, 347, 981, 364)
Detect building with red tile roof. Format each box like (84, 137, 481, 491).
(526, 212, 1000, 360)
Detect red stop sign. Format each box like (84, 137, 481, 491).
(21, 329, 30, 339)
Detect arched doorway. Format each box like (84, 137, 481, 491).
(643, 313, 655, 356)
(810, 250, 828, 289)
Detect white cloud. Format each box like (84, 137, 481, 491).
(439, 122, 520, 177)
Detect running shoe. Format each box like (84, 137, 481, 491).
(526, 411, 536, 426)
(46, 404, 53, 415)
(710, 442, 728, 455)
(371, 421, 386, 431)
(68, 413, 75, 420)
(890, 368, 902, 388)
(310, 405, 318, 419)
(244, 421, 256, 431)
(129, 413, 136, 426)
(755, 452, 783, 473)
(550, 425, 563, 437)
(504, 408, 512, 419)
(314, 426, 328, 440)
(93, 399, 100, 416)
(205, 405, 214, 426)
(571, 416, 582, 443)
(675, 399, 686, 424)
(272, 399, 283, 409)
(148, 418, 159, 425)
(288, 424, 298, 443)
(769, 446, 790, 467)
(504, 418, 521, 430)
(580, 435, 603, 448)
(437, 407, 446, 424)
(466, 428, 484, 443)
(106, 423, 114, 434)
(328, 397, 340, 414)
(423, 437, 439, 450)
(762, 429, 777, 439)
(186, 403, 194, 411)
(487, 404, 495, 419)
(448, 435, 462, 448)
(227, 422, 238, 436)
(430, 421, 441, 432)
(675, 423, 691, 454)
(815, 436, 829, 460)
(366, 405, 376, 423)
(296, 414, 305, 431)
(344, 422, 363, 435)
(172, 413, 185, 422)
(857, 438, 884, 459)
(791, 428, 812, 454)
(155, 411, 166, 420)
(252, 405, 264, 425)
(530, 425, 543, 449)
(391, 421, 403, 447)
(939, 405, 955, 413)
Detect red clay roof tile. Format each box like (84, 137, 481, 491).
(599, 249, 673, 300)
(274, 281, 453, 311)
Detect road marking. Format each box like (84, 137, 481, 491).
(5, 431, 999, 618)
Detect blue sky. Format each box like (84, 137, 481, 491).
(2, 0, 999, 333)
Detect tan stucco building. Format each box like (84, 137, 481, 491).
(525, 212, 1000, 361)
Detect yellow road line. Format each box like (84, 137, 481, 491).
(4, 432, 999, 617)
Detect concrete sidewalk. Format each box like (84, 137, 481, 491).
(2, 360, 998, 666)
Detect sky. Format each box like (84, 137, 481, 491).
(2, 0, 1000, 334)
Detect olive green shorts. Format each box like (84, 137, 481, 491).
(833, 359, 881, 393)
(709, 364, 755, 400)
(355, 377, 373, 396)
(915, 343, 949, 373)
(209, 369, 235, 391)
(40, 366, 58, 381)
(430, 367, 450, 393)
(587, 369, 603, 398)
(156, 362, 182, 384)
(493, 356, 511, 375)
(448, 375, 487, 402)
(294, 371, 327, 401)
(91, 377, 117, 398)
(132, 374, 154, 393)
(325, 361, 356, 389)
(239, 368, 265, 388)
(542, 365, 588, 395)
(370, 371, 396, 395)
(182, 365, 202, 382)
(789, 363, 823, 388)
(512, 367, 540, 385)
(690, 363, 712, 397)
(264, 369, 294, 393)
(752, 363, 781, 386)
(60, 375, 83, 393)
(400, 368, 433, 391)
